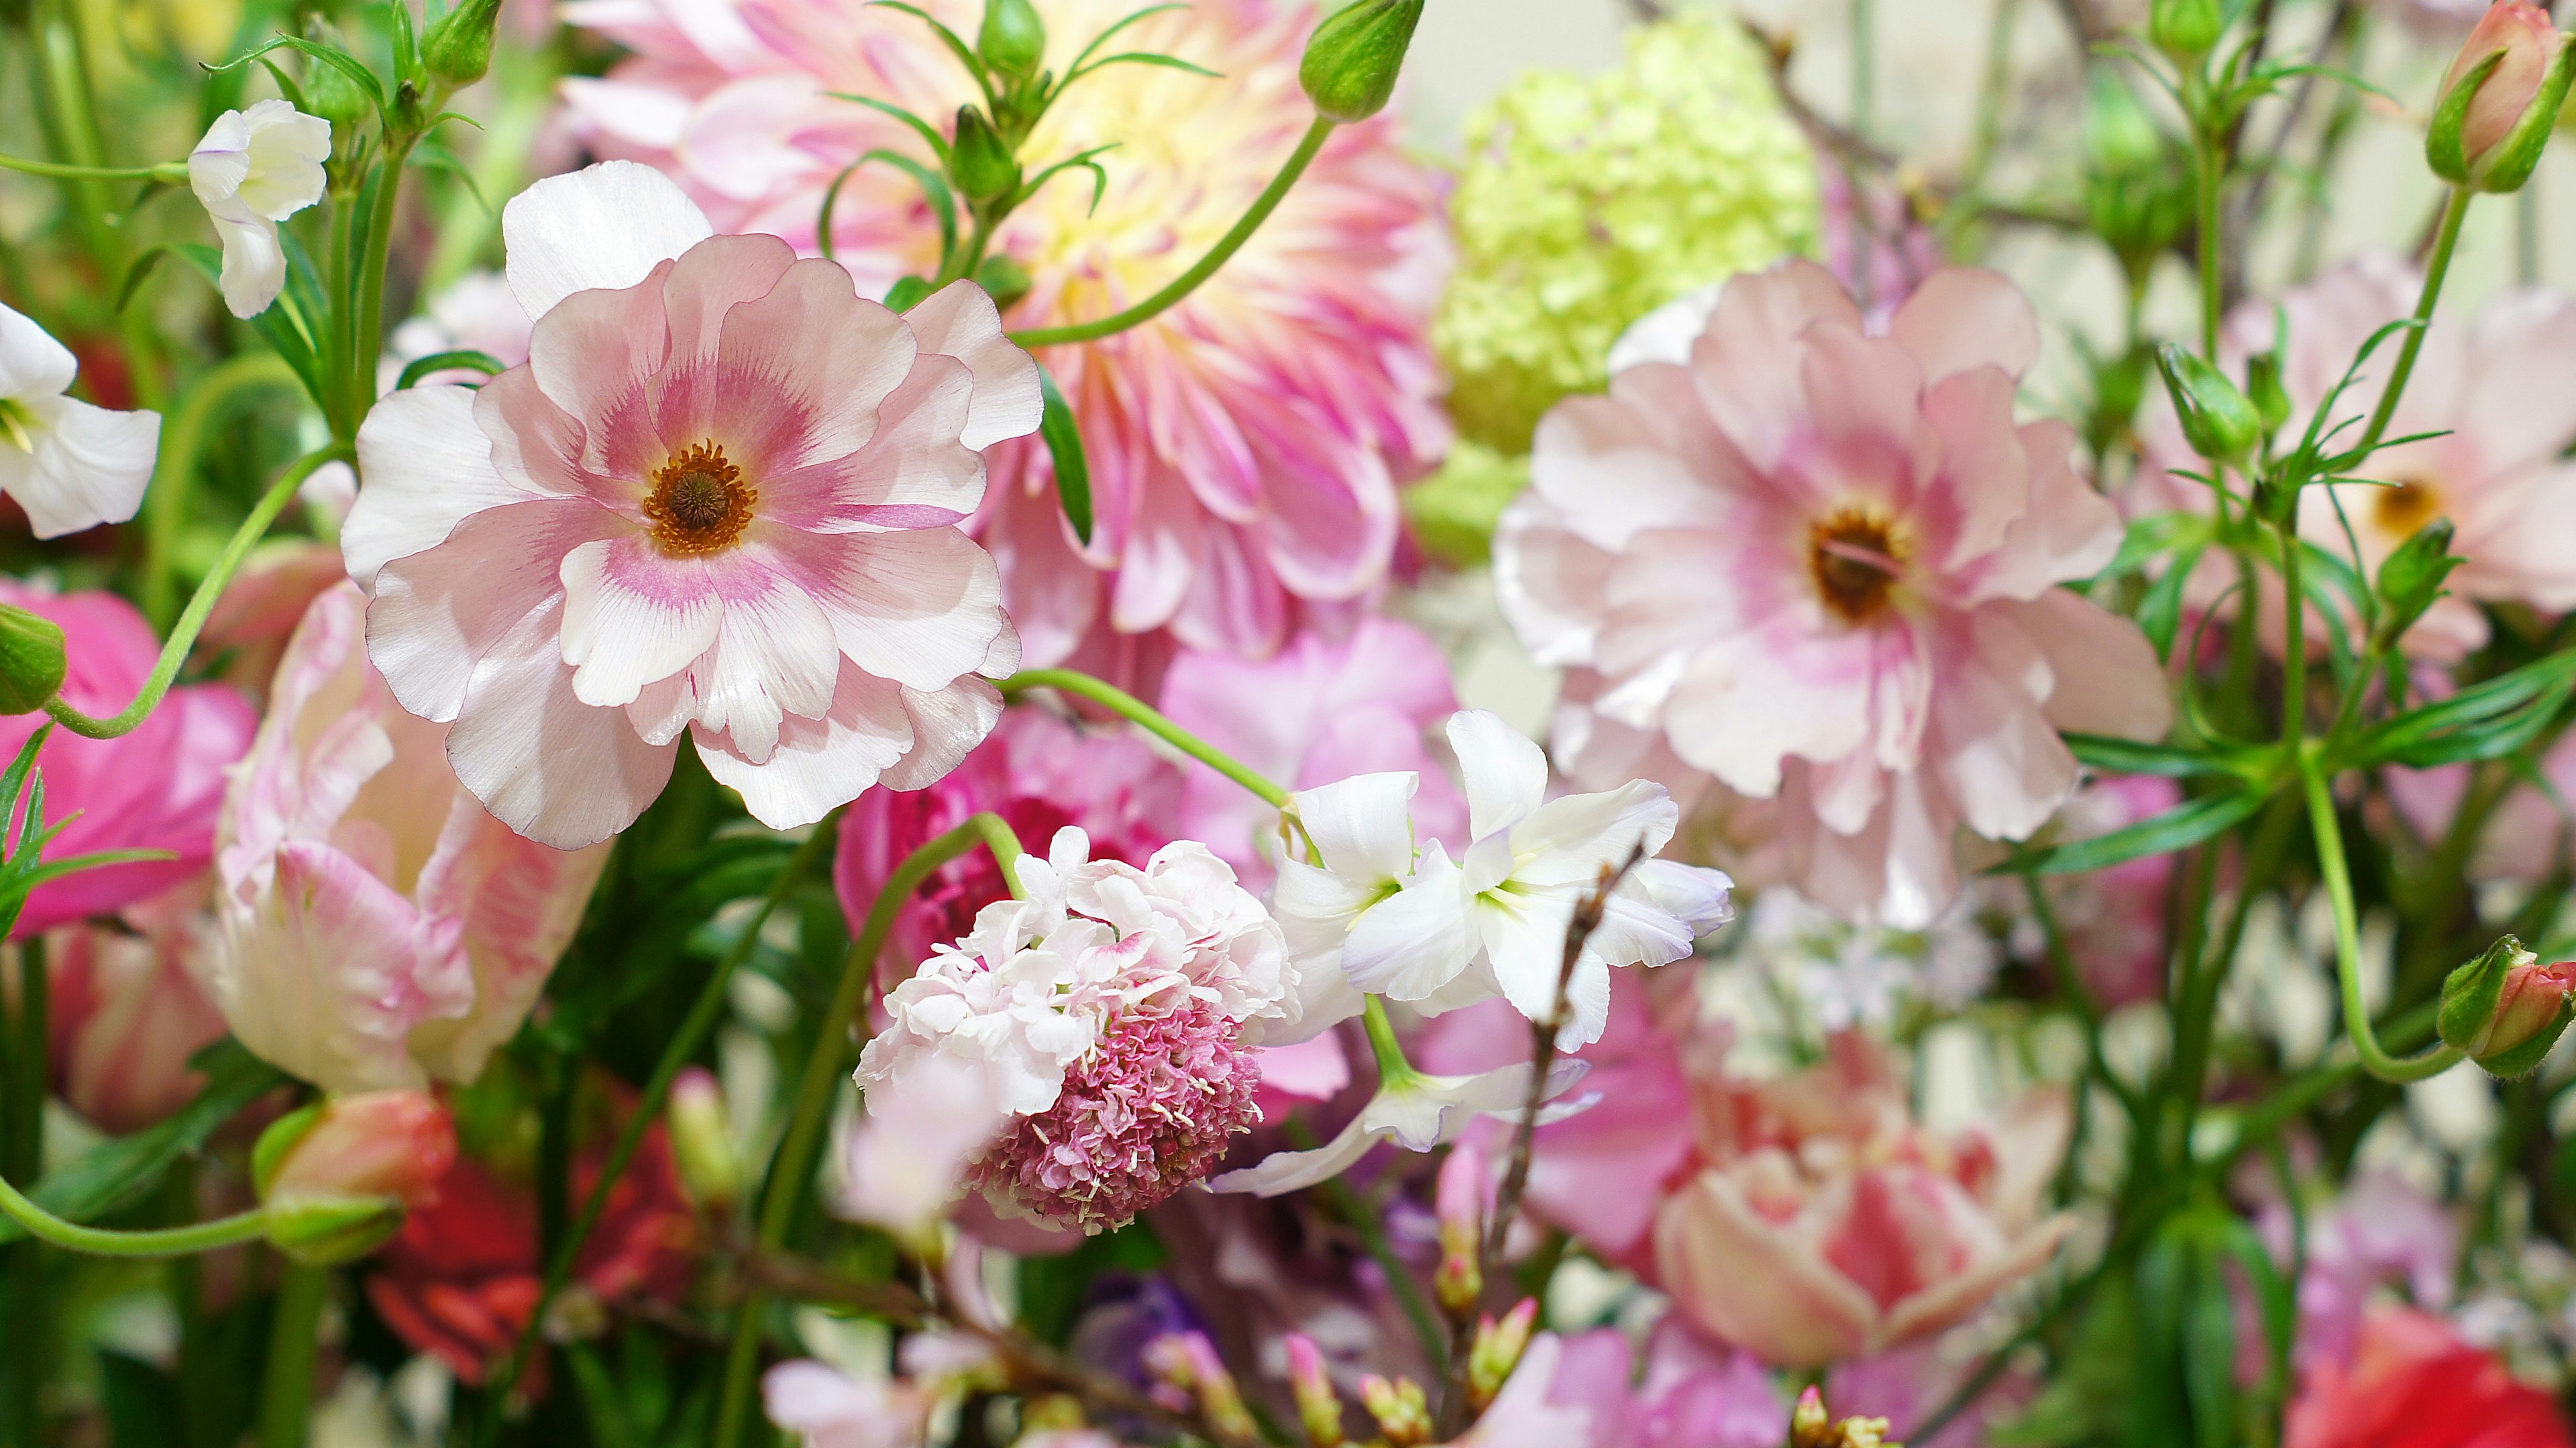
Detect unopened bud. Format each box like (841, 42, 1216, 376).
(420, 0, 503, 89)
(0, 605, 64, 715)
(1464, 1296, 1537, 1411)
(1142, 1333, 1256, 1443)
(2149, 0, 2224, 62)
(299, 17, 374, 130)
(1434, 1144, 1485, 1316)
(256, 1090, 455, 1265)
(667, 1067, 742, 1209)
(2244, 350, 2290, 436)
(1358, 1374, 1432, 1448)
(1286, 1333, 1346, 1448)
(1299, 0, 1424, 123)
(2430, 2, 2576, 193)
(950, 106, 1020, 204)
(979, 0, 1046, 78)
(2155, 343, 2263, 467)
(2440, 936, 2576, 1077)
(1792, 1386, 1835, 1448)
(2375, 516, 2462, 645)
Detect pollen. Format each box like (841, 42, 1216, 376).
(644, 441, 756, 556)
(2374, 476, 2445, 539)
(1809, 503, 1911, 625)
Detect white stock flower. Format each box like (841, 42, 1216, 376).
(188, 99, 331, 319)
(1208, 1055, 1594, 1197)
(0, 303, 158, 537)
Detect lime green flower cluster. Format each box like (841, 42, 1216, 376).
(1434, 11, 1821, 454)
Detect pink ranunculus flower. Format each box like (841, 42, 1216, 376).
(1652, 1032, 2076, 1367)
(345, 160, 1042, 848)
(559, 0, 1451, 670)
(1497, 260, 2171, 929)
(211, 580, 612, 1093)
(0, 578, 256, 937)
(1159, 617, 1466, 882)
(44, 882, 228, 1134)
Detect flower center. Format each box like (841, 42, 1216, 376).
(1809, 505, 1909, 625)
(643, 441, 756, 556)
(0, 400, 36, 454)
(2374, 476, 2445, 539)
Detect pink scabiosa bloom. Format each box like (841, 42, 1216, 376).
(44, 884, 228, 1134)
(1497, 260, 2171, 929)
(559, 0, 1450, 668)
(211, 581, 611, 1092)
(855, 826, 1295, 1232)
(345, 161, 1042, 847)
(0, 578, 255, 936)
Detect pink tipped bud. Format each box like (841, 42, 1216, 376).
(254, 1090, 455, 1265)
(1465, 1296, 1539, 1411)
(2477, 958, 2576, 1072)
(2430, 2, 2576, 191)
(1792, 1386, 1834, 1448)
(1434, 1144, 1486, 1316)
(1285, 1333, 1346, 1448)
(1142, 1333, 1255, 1442)
(1358, 1374, 1432, 1448)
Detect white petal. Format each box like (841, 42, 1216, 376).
(0, 301, 76, 399)
(445, 593, 680, 849)
(696, 668, 916, 830)
(903, 281, 1042, 450)
(210, 212, 287, 319)
(1291, 771, 1421, 884)
(1606, 280, 1723, 374)
(502, 160, 714, 321)
(556, 538, 721, 707)
(346, 384, 527, 588)
(1448, 709, 1548, 842)
(1342, 849, 1477, 1000)
(1206, 1113, 1381, 1196)
(15, 397, 156, 537)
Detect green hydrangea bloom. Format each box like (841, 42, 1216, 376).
(1405, 439, 1529, 568)
(1434, 12, 1821, 454)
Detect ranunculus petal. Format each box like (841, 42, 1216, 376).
(503, 159, 714, 320)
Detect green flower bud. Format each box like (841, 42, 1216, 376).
(265, 1192, 409, 1267)
(949, 105, 1021, 204)
(2441, 936, 2576, 1077)
(1300, 0, 1424, 123)
(2154, 343, 2263, 467)
(0, 604, 66, 716)
(2149, 0, 2225, 63)
(979, 0, 1046, 79)
(2429, 3, 2576, 194)
(421, 0, 504, 89)
(2245, 350, 2290, 436)
(2373, 515, 2462, 645)
(300, 17, 376, 132)
(667, 1068, 743, 1210)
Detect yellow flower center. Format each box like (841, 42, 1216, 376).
(2374, 476, 2445, 539)
(1809, 504, 1909, 625)
(643, 441, 756, 556)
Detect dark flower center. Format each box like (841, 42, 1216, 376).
(2374, 476, 2445, 539)
(1809, 505, 1909, 625)
(644, 441, 756, 556)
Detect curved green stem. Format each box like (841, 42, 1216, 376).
(2301, 759, 2465, 1082)
(2353, 185, 2471, 458)
(0, 1171, 268, 1256)
(712, 812, 1027, 1448)
(43, 444, 349, 739)
(1360, 994, 1420, 1086)
(140, 353, 305, 626)
(256, 1262, 329, 1448)
(998, 668, 1288, 807)
(0, 152, 182, 183)
(1006, 117, 1335, 349)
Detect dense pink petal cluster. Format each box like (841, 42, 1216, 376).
(559, 0, 1450, 668)
(1497, 260, 2171, 927)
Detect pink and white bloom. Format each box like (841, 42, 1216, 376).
(211, 581, 611, 1092)
(0, 304, 160, 537)
(855, 826, 1294, 1231)
(44, 884, 229, 1135)
(763, 1361, 936, 1448)
(834, 1051, 1012, 1242)
(1498, 260, 2171, 928)
(559, 0, 1450, 668)
(346, 161, 1041, 847)
(187, 99, 331, 319)
(0, 578, 254, 935)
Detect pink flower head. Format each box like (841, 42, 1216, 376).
(559, 0, 1450, 668)
(1546, 1320, 1787, 1448)
(345, 161, 1042, 847)
(262, 1089, 458, 1212)
(212, 581, 611, 1092)
(1652, 1033, 2076, 1367)
(1497, 260, 2171, 929)
(0, 578, 255, 937)
(855, 827, 1295, 1231)
(1160, 617, 1466, 881)
(44, 884, 228, 1135)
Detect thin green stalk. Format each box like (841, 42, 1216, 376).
(1960, 0, 2023, 195)
(2195, 123, 2225, 358)
(5, 934, 43, 1448)
(346, 136, 421, 443)
(2278, 522, 2306, 746)
(2353, 186, 2471, 458)
(140, 354, 305, 627)
(256, 1263, 328, 1448)
(44, 444, 351, 739)
(2301, 760, 2463, 1082)
(0, 153, 180, 182)
(1008, 118, 1335, 348)
(712, 813, 1027, 1448)
(30, 1, 114, 266)
(1000, 669, 1289, 807)
(0, 1173, 268, 1256)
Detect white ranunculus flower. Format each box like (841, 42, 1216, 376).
(0, 303, 160, 537)
(188, 99, 331, 319)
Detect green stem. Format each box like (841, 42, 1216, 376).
(712, 812, 1027, 1448)
(30, 1, 115, 266)
(2353, 185, 2471, 458)
(4, 934, 42, 1447)
(2195, 118, 2225, 358)
(1360, 994, 1418, 1085)
(2301, 760, 2463, 1082)
(140, 353, 305, 627)
(256, 1262, 328, 1448)
(43, 444, 350, 739)
(999, 669, 1289, 807)
(2278, 522, 2306, 747)
(347, 136, 421, 444)
(0, 153, 182, 183)
(0, 1172, 268, 1256)
(480, 817, 840, 1433)
(1006, 118, 1335, 349)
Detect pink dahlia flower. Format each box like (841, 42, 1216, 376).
(0, 578, 255, 936)
(1497, 260, 2171, 928)
(346, 161, 1041, 847)
(559, 0, 1450, 667)
(212, 581, 612, 1092)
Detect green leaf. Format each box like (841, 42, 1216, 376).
(1064, 3, 1192, 79)
(826, 93, 954, 167)
(410, 139, 492, 216)
(205, 36, 385, 114)
(865, 2, 1000, 112)
(2334, 650, 2576, 770)
(97, 1351, 184, 1448)
(114, 247, 175, 315)
(0, 1039, 288, 1243)
(818, 149, 957, 266)
(2137, 541, 2204, 661)
(1998, 787, 2269, 876)
(1066, 50, 1223, 85)
(1038, 364, 1091, 545)
(166, 243, 325, 403)
(394, 350, 508, 390)
(2063, 732, 2246, 780)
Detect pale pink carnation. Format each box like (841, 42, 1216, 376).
(345, 162, 1042, 847)
(1497, 260, 2171, 929)
(559, 0, 1451, 670)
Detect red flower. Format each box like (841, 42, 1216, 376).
(2287, 1306, 2573, 1448)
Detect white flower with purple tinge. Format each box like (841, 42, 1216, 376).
(853, 827, 1295, 1233)
(188, 100, 330, 319)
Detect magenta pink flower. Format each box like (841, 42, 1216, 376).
(45, 883, 228, 1135)
(559, 0, 1451, 668)
(1546, 1320, 1786, 1448)
(346, 161, 1041, 847)
(212, 581, 611, 1092)
(1497, 260, 2171, 928)
(0, 578, 255, 937)
(1160, 617, 1465, 880)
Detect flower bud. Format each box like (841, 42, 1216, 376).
(1434, 1143, 1485, 1316)
(2155, 343, 2263, 466)
(255, 1090, 455, 1265)
(1464, 1296, 1537, 1412)
(2430, 2, 2576, 193)
(667, 1066, 743, 1209)
(1142, 1333, 1256, 1442)
(979, 0, 1046, 79)
(2440, 936, 2576, 1076)
(2149, 0, 2225, 62)
(949, 106, 1022, 204)
(2245, 350, 2291, 436)
(2374, 515, 2463, 645)
(1285, 1333, 1346, 1448)
(1299, 0, 1424, 123)
(1357, 1374, 1432, 1448)
(0, 604, 66, 715)
(421, 0, 503, 89)
(299, 17, 375, 131)
(2082, 72, 2191, 277)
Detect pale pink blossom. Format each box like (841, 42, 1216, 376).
(0, 578, 254, 936)
(0, 304, 160, 537)
(1160, 617, 1466, 882)
(43, 883, 227, 1134)
(2442, 3, 2565, 170)
(211, 580, 611, 1092)
(1652, 1033, 2075, 1367)
(1545, 1319, 1786, 1448)
(761, 1360, 932, 1448)
(559, 0, 1450, 668)
(835, 1051, 1012, 1241)
(346, 161, 1041, 847)
(1452, 1333, 1593, 1448)
(187, 100, 331, 319)
(1499, 260, 2171, 929)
